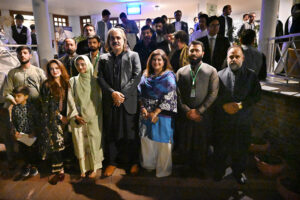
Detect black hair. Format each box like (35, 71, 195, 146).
(207, 15, 219, 26)
(163, 23, 175, 34)
(30, 24, 35, 31)
(16, 46, 31, 54)
(83, 23, 95, 31)
(223, 5, 231, 12)
(174, 10, 182, 15)
(189, 40, 205, 52)
(243, 14, 249, 19)
(102, 9, 111, 16)
(153, 17, 164, 25)
(119, 12, 127, 19)
(141, 25, 151, 32)
(15, 14, 24, 21)
(88, 35, 101, 43)
(146, 18, 152, 23)
(240, 29, 256, 45)
(198, 14, 208, 22)
(175, 30, 189, 44)
(13, 86, 30, 96)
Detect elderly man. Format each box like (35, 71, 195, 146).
(213, 46, 261, 184)
(59, 38, 78, 77)
(98, 28, 141, 177)
(176, 40, 219, 176)
(76, 24, 97, 55)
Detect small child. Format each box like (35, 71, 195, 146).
(11, 86, 39, 177)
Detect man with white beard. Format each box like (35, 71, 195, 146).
(213, 46, 261, 185)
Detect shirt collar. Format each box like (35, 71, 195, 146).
(207, 34, 217, 40)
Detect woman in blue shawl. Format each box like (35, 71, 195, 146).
(138, 49, 177, 177)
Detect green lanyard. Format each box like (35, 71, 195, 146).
(190, 63, 202, 86)
(92, 51, 101, 68)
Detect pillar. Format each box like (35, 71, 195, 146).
(258, 0, 280, 73)
(32, 0, 53, 69)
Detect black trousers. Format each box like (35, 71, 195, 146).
(18, 142, 38, 166)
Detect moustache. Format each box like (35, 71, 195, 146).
(112, 42, 120, 46)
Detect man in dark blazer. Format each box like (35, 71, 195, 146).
(97, 28, 141, 177)
(97, 9, 112, 46)
(59, 38, 78, 77)
(218, 5, 233, 42)
(198, 16, 230, 71)
(172, 10, 188, 34)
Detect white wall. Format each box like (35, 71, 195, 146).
(68, 16, 81, 37)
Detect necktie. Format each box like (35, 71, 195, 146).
(209, 37, 215, 62)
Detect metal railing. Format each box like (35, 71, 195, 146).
(268, 33, 300, 83)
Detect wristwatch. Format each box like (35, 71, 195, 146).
(237, 102, 243, 110)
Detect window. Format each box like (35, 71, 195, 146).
(53, 14, 69, 28)
(80, 16, 91, 34)
(110, 17, 119, 27)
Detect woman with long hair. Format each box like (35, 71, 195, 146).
(67, 55, 104, 178)
(40, 59, 70, 185)
(138, 49, 177, 177)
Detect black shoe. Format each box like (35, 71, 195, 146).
(30, 167, 39, 176)
(234, 173, 247, 185)
(21, 167, 30, 177)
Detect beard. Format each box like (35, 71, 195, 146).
(20, 59, 30, 65)
(188, 55, 202, 66)
(66, 49, 75, 55)
(89, 47, 98, 52)
(228, 61, 242, 71)
(156, 29, 163, 35)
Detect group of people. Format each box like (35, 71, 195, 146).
(2, 6, 266, 187)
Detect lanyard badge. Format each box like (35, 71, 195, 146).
(190, 64, 202, 98)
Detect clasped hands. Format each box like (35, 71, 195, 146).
(186, 109, 202, 122)
(112, 91, 125, 107)
(141, 108, 159, 123)
(223, 102, 240, 115)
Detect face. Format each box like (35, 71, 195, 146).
(146, 20, 152, 26)
(199, 17, 207, 30)
(243, 15, 249, 21)
(208, 19, 220, 36)
(49, 62, 62, 78)
(121, 17, 127, 24)
(225, 6, 232, 15)
(155, 23, 163, 34)
(64, 39, 76, 55)
(249, 14, 256, 23)
(15, 19, 23, 27)
(88, 38, 101, 52)
(227, 47, 244, 71)
(14, 93, 28, 105)
(175, 11, 182, 21)
(17, 49, 32, 65)
(194, 17, 198, 23)
(109, 30, 125, 52)
(165, 33, 174, 44)
(188, 44, 204, 64)
(76, 59, 87, 74)
(103, 15, 110, 22)
(151, 55, 164, 72)
(84, 26, 95, 37)
(142, 29, 152, 42)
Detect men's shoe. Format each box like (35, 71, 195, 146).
(30, 167, 39, 176)
(21, 167, 30, 177)
(234, 173, 247, 185)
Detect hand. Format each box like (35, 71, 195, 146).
(223, 102, 239, 115)
(186, 109, 203, 122)
(148, 112, 159, 123)
(75, 115, 86, 125)
(15, 131, 21, 139)
(60, 116, 68, 125)
(141, 108, 148, 120)
(112, 91, 125, 107)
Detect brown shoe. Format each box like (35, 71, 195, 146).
(130, 164, 139, 176)
(104, 165, 116, 177)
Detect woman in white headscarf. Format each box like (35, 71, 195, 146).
(68, 55, 103, 178)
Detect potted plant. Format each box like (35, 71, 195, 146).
(254, 153, 285, 177)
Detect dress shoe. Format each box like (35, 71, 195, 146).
(104, 165, 116, 177)
(130, 164, 139, 175)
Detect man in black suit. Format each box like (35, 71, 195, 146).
(11, 14, 31, 45)
(218, 5, 233, 42)
(198, 16, 230, 71)
(98, 28, 141, 177)
(172, 10, 188, 34)
(76, 24, 97, 55)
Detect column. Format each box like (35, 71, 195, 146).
(32, 0, 53, 69)
(258, 0, 280, 73)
